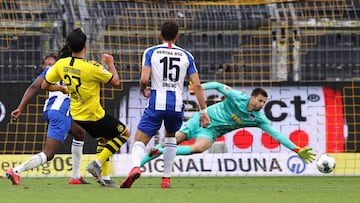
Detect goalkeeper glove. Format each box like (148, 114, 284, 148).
(294, 146, 316, 164)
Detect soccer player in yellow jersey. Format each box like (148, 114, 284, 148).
(42, 28, 130, 186)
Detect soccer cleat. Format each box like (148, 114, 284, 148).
(68, 176, 90, 184)
(102, 179, 117, 188)
(6, 168, 21, 185)
(140, 147, 162, 167)
(86, 161, 106, 186)
(161, 177, 171, 188)
(119, 166, 141, 188)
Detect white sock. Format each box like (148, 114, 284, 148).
(163, 137, 177, 178)
(131, 141, 146, 167)
(95, 159, 103, 167)
(13, 152, 47, 174)
(102, 176, 110, 181)
(71, 139, 84, 179)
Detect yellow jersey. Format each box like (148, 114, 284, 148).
(45, 57, 113, 121)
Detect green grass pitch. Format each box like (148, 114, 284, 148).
(0, 176, 359, 203)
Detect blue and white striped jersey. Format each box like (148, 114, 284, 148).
(142, 43, 197, 112)
(40, 67, 70, 116)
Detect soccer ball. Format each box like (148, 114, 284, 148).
(316, 154, 336, 173)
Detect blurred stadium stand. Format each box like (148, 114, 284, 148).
(0, 0, 63, 81)
(0, 0, 360, 83)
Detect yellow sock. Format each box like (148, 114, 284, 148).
(97, 141, 110, 177)
(101, 159, 110, 177)
(96, 135, 128, 164)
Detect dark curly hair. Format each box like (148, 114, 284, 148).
(56, 44, 72, 61)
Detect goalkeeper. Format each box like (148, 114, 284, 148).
(141, 81, 316, 166)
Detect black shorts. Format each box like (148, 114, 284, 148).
(74, 114, 127, 140)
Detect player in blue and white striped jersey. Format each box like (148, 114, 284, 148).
(6, 48, 89, 185)
(120, 21, 211, 189)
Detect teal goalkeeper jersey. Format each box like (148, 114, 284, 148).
(201, 82, 296, 151)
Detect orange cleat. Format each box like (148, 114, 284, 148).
(161, 177, 171, 188)
(68, 176, 90, 184)
(6, 168, 21, 185)
(119, 167, 141, 188)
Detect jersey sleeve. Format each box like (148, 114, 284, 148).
(39, 67, 49, 79)
(44, 64, 61, 85)
(142, 47, 153, 67)
(91, 63, 113, 83)
(186, 53, 197, 75)
(202, 81, 240, 98)
(258, 121, 296, 151)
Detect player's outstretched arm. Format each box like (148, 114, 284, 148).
(201, 81, 234, 97)
(260, 123, 316, 164)
(11, 76, 43, 121)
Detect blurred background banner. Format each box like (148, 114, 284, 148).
(122, 85, 341, 154)
(1, 153, 359, 177)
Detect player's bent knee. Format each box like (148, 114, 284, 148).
(123, 129, 131, 137)
(70, 130, 85, 141)
(45, 153, 55, 161)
